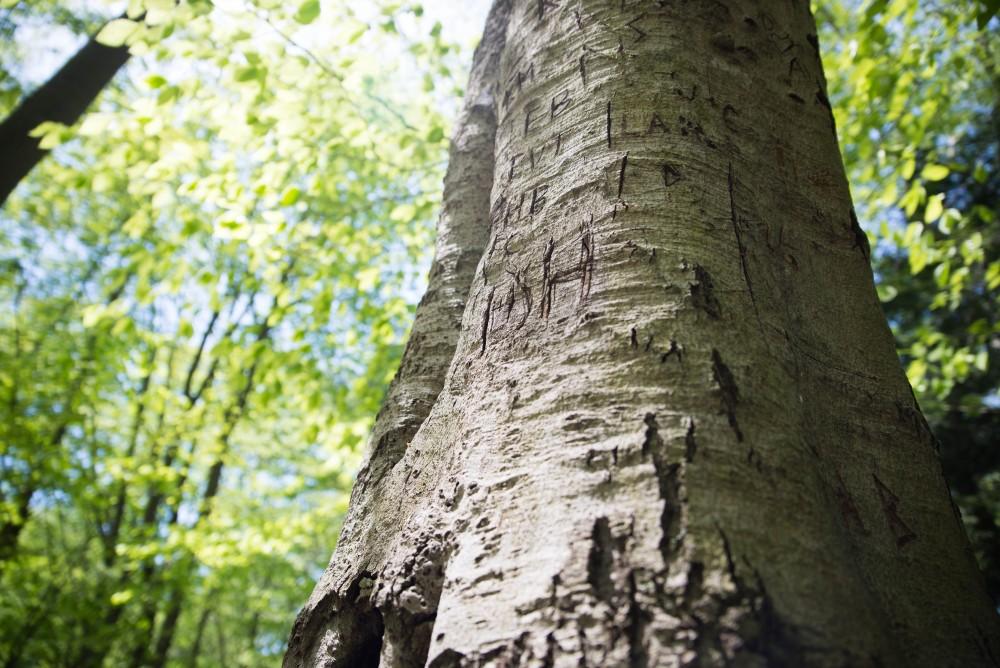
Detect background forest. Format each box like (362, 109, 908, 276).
(0, 0, 997, 666)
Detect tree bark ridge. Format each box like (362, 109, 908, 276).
(287, 0, 1000, 665)
(283, 1, 513, 665)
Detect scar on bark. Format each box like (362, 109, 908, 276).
(625, 14, 647, 44)
(579, 224, 595, 300)
(727, 163, 760, 324)
(587, 516, 615, 604)
(606, 100, 612, 148)
(806, 33, 820, 55)
(540, 238, 555, 318)
(689, 263, 722, 319)
(626, 570, 651, 665)
(538, 227, 594, 318)
(898, 387, 940, 451)
(833, 469, 868, 534)
(711, 349, 743, 442)
(662, 162, 682, 189)
(536, 0, 558, 22)
(641, 413, 660, 458)
(849, 207, 870, 260)
(684, 418, 697, 462)
(643, 413, 682, 563)
(815, 87, 838, 136)
(617, 152, 628, 199)
(660, 339, 682, 364)
(480, 286, 495, 354)
(714, 525, 812, 665)
(710, 32, 736, 53)
(503, 284, 515, 323)
(872, 473, 917, 548)
(504, 265, 532, 329)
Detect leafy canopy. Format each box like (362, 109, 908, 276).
(0, 0, 472, 665)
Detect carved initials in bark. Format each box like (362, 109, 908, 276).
(537, 225, 596, 321)
(712, 349, 743, 443)
(287, 1, 1000, 665)
(689, 264, 722, 319)
(872, 474, 918, 548)
(833, 470, 869, 535)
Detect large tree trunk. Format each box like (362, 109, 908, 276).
(0, 19, 130, 206)
(286, 1, 1000, 665)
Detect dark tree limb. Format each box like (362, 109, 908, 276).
(0, 19, 131, 205)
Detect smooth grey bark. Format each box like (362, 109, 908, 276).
(287, 1, 1000, 666)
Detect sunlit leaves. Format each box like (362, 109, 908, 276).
(0, 0, 473, 664)
(924, 193, 944, 223)
(293, 0, 320, 25)
(95, 18, 141, 47)
(27, 120, 71, 149)
(820, 0, 998, 415)
(920, 164, 950, 181)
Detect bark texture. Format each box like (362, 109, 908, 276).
(0, 21, 130, 205)
(286, 1, 1000, 666)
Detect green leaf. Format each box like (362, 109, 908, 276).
(110, 590, 134, 606)
(294, 0, 320, 24)
(235, 67, 262, 83)
(908, 242, 928, 274)
(876, 284, 898, 302)
(920, 164, 949, 181)
(347, 25, 367, 44)
(357, 267, 379, 292)
(426, 125, 444, 142)
(924, 194, 944, 222)
(29, 121, 69, 150)
(973, 162, 988, 183)
(96, 18, 140, 47)
(390, 203, 415, 221)
(901, 157, 916, 180)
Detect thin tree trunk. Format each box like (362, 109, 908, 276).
(84, 295, 260, 667)
(101, 349, 155, 566)
(214, 612, 228, 667)
(0, 18, 130, 205)
(0, 270, 126, 564)
(187, 606, 212, 668)
(287, 1, 1000, 666)
(2, 584, 60, 668)
(0, 485, 36, 562)
(147, 594, 183, 668)
(141, 305, 278, 668)
(243, 608, 261, 668)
